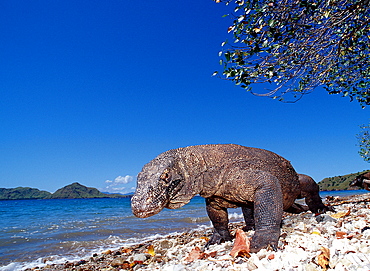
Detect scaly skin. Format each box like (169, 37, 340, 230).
(285, 174, 333, 214)
(350, 172, 370, 191)
(243, 174, 334, 232)
(297, 174, 333, 213)
(237, 172, 335, 247)
(131, 144, 300, 252)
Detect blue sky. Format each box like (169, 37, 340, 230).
(0, 1, 368, 194)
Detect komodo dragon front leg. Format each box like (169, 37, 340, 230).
(206, 199, 269, 247)
(205, 198, 233, 246)
(205, 170, 283, 252)
(242, 206, 255, 231)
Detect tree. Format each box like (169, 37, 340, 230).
(358, 123, 370, 162)
(213, 0, 370, 107)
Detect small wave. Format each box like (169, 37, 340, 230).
(176, 217, 210, 224)
(0, 225, 214, 271)
(0, 254, 83, 271)
(1, 262, 22, 271)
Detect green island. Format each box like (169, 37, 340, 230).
(0, 182, 128, 200)
(318, 170, 370, 191)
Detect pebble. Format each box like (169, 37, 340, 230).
(24, 193, 370, 271)
(133, 253, 147, 262)
(315, 214, 337, 223)
(110, 257, 126, 267)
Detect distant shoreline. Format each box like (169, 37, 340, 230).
(0, 182, 131, 200)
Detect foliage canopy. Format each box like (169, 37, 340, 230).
(358, 123, 370, 162)
(214, 0, 370, 107)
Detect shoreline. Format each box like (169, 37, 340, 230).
(16, 193, 370, 270)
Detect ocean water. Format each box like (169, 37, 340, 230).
(0, 190, 368, 270)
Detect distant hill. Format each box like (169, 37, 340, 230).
(0, 182, 127, 200)
(50, 182, 125, 199)
(318, 170, 370, 191)
(0, 187, 51, 200)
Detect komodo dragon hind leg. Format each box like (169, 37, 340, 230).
(205, 198, 232, 248)
(250, 172, 283, 253)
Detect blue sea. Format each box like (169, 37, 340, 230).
(1, 190, 368, 270)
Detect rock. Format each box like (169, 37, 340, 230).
(172, 264, 186, 271)
(133, 264, 144, 271)
(75, 260, 86, 266)
(133, 253, 147, 262)
(159, 239, 173, 249)
(113, 250, 121, 256)
(304, 263, 319, 271)
(315, 214, 337, 223)
(154, 256, 162, 263)
(64, 262, 74, 268)
(246, 261, 258, 270)
(110, 257, 126, 267)
(361, 226, 370, 233)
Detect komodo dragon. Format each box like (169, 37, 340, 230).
(290, 174, 333, 213)
(350, 172, 370, 190)
(131, 144, 328, 252)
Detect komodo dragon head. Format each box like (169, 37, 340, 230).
(350, 172, 370, 190)
(131, 151, 191, 218)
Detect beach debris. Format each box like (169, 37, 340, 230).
(184, 246, 217, 262)
(121, 248, 133, 254)
(331, 207, 351, 219)
(121, 261, 134, 269)
(229, 229, 251, 258)
(317, 247, 330, 270)
(147, 245, 155, 256)
(335, 231, 347, 239)
(200, 236, 209, 242)
(184, 246, 203, 262)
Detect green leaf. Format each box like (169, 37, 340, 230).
(225, 52, 231, 61)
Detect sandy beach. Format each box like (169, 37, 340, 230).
(24, 193, 370, 271)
